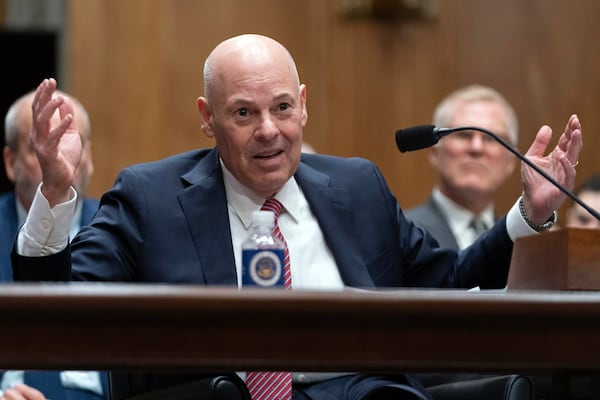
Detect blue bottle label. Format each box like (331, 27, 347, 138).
(242, 249, 285, 287)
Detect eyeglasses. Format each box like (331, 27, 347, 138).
(446, 130, 511, 146)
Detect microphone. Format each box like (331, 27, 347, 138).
(395, 125, 452, 152)
(395, 125, 600, 222)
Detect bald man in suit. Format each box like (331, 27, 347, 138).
(12, 35, 582, 400)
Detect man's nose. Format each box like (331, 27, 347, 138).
(256, 113, 278, 139)
(468, 132, 485, 151)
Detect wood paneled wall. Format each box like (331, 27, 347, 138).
(66, 0, 600, 218)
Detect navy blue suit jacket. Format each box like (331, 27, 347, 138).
(13, 148, 512, 289)
(11, 148, 514, 399)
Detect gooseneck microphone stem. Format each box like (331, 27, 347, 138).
(438, 126, 600, 222)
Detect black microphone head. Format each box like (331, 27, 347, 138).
(395, 125, 439, 152)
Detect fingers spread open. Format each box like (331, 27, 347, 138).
(524, 125, 552, 158)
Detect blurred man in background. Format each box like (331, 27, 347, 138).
(0, 89, 106, 399)
(1, 89, 97, 277)
(405, 85, 518, 251)
(405, 84, 519, 389)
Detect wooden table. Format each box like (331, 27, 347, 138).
(1, 283, 599, 376)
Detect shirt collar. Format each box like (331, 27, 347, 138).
(432, 187, 495, 232)
(220, 158, 303, 229)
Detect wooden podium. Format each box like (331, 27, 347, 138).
(508, 228, 600, 290)
(2, 284, 600, 373)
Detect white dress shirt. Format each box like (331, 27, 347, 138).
(220, 160, 344, 291)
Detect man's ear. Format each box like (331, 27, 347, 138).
(505, 154, 517, 176)
(3, 146, 16, 183)
(197, 97, 214, 138)
(299, 84, 308, 127)
(427, 146, 439, 169)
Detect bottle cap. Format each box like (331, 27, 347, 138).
(252, 210, 275, 228)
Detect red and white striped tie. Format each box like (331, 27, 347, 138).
(246, 370, 292, 400)
(246, 197, 292, 400)
(259, 197, 291, 289)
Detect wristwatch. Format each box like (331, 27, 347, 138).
(519, 197, 557, 232)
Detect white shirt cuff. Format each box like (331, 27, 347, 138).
(506, 196, 539, 242)
(17, 184, 78, 256)
(61, 371, 104, 396)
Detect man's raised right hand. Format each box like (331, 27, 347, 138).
(31, 78, 83, 207)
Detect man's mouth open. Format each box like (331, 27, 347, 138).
(255, 150, 284, 160)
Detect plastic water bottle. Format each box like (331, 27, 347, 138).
(242, 210, 286, 287)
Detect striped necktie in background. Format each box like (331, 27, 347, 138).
(470, 217, 488, 238)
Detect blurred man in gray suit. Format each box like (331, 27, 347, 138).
(405, 85, 518, 252)
(405, 85, 519, 389)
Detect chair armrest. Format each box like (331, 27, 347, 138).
(426, 375, 533, 400)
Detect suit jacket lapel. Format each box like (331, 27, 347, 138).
(175, 153, 376, 288)
(423, 197, 459, 250)
(295, 163, 375, 288)
(178, 149, 238, 286)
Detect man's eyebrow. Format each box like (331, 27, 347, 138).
(273, 92, 295, 103)
(226, 97, 253, 108)
(225, 93, 295, 109)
